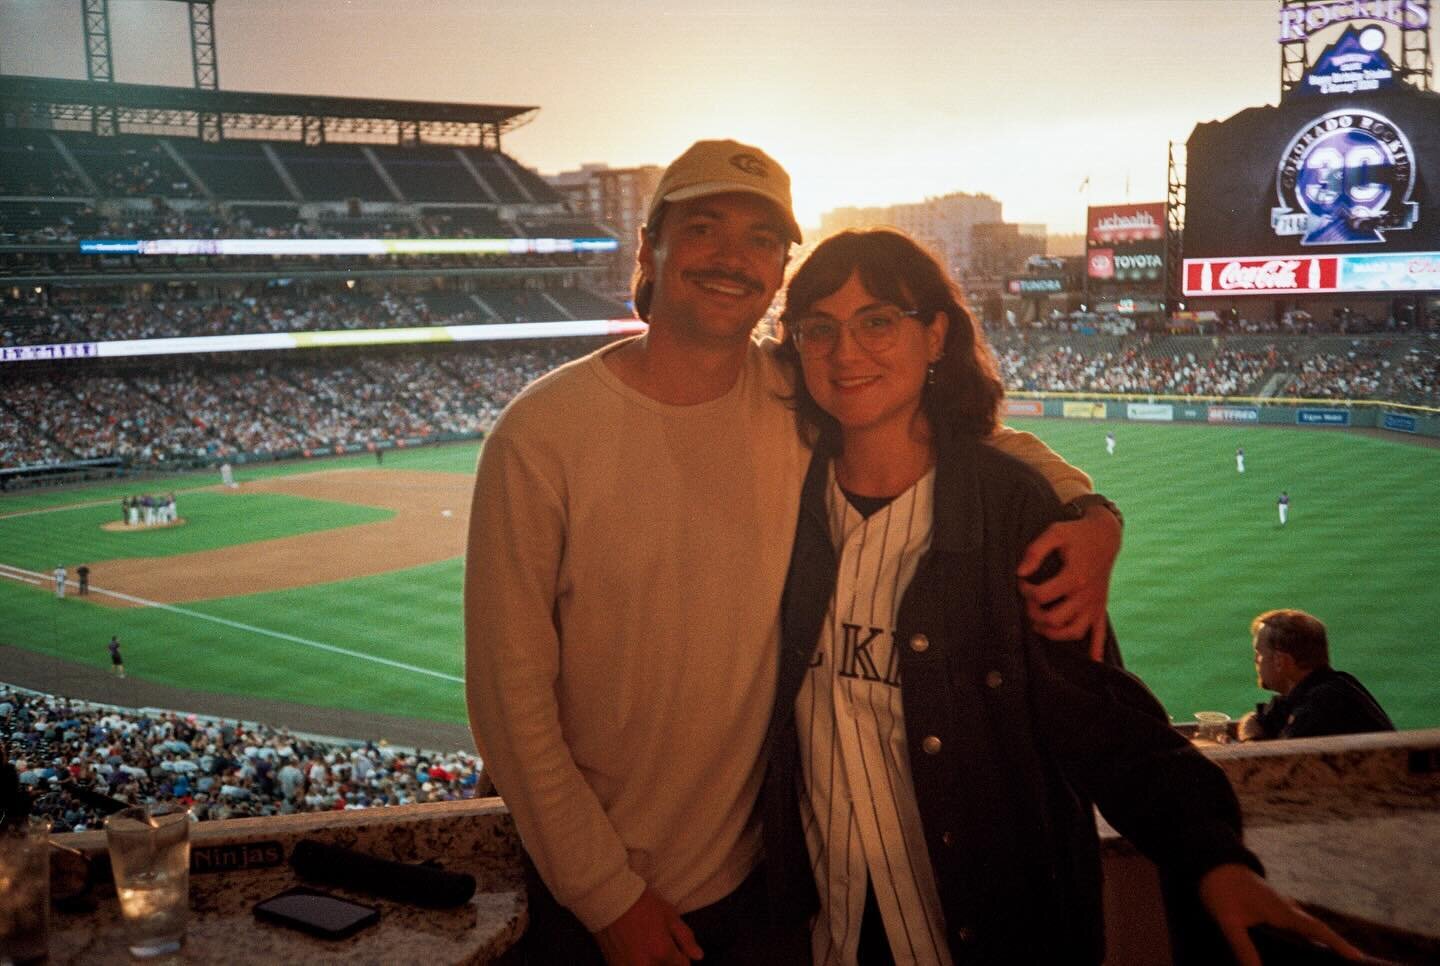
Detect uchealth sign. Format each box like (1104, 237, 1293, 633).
(1088, 204, 1166, 245)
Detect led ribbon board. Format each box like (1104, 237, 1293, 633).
(0, 318, 647, 364)
(78, 237, 619, 256)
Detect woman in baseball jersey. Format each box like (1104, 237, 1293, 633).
(758, 229, 1365, 965)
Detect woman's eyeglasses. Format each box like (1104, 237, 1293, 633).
(792, 307, 920, 357)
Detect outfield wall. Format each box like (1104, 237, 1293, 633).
(1006, 395, 1440, 441)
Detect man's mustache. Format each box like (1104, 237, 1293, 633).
(683, 269, 766, 294)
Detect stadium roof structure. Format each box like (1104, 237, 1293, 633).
(0, 75, 538, 149)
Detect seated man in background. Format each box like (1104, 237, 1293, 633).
(1238, 609, 1395, 741)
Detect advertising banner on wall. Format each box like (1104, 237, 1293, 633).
(1181, 250, 1440, 296)
(1004, 399, 1045, 417)
(1126, 403, 1175, 421)
(1207, 406, 1260, 423)
(1087, 204, 1167, 287)
(1383, 411, 1418, 432)
(1063, 402, 1107, 419)
(1297, 408, 1351, 425)
(1006, 275, 1066, 295)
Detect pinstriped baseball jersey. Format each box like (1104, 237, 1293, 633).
(797, 466, 952, 966)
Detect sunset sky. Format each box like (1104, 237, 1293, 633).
(0, 0, 1332, 233)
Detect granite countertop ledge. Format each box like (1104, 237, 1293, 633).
(1106, 727, 1440, 962)
(44, 729, 1440, 963)
(49, 798, 527, 965)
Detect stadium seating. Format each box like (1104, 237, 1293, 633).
(268, 142, 393, 202)
(548, 287, 629, 320)
(378, 145, 492, 203)
(174, 141, 293, 201)
(57, 131, 202, 200)
(517, 219, 612, 238)
(419, 206, 512, 236)
(0, 201, 103, 243)
(0, 129, 87, 197)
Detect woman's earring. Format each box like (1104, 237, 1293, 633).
(927, 354, 942, 385)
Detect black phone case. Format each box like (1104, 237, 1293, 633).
(253, 887, 380, 940)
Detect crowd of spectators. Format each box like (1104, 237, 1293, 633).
(2, 287, 618, 346)
(0, 342, 580, 469)
(991, 338, 1276, 397)
(4, 293, 480, 345)
(0, 201, 607, 247)
(2, 686, 488, 830)
(1280, 338, 1440, 404)
(1007, 307, 1438, 337)
(93, 146, 196, 200)
(3, 325, 1436, 472)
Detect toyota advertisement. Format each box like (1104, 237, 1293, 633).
(1087, 203, 1167, 288)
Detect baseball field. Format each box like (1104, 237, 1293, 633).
(2, 420, 1436, 740)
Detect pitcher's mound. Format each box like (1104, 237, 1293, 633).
(101, 518, 188, 533)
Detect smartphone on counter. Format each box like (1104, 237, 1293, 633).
(253, 887, 380, 940)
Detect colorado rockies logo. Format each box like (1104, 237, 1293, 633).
(1271, 109, 1418, 245)
(729, 153, 768, 178)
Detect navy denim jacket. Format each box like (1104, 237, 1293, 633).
(760, 433, 1259, 963)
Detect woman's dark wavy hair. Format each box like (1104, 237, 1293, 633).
(778, 228, 1004, 453)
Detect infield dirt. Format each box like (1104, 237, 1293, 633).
(85, 469, 470, 606)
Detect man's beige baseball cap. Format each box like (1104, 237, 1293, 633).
(646, 139, 803, 244)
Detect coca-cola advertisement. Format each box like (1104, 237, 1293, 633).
(1086, 203, 1167, 287)
(1183, 255, 1341, 295)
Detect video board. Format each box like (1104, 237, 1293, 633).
(1182, 88, 1440, 296)
(1085, 203, 1166, 290)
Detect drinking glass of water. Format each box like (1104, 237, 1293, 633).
(105, 806, 191, 959)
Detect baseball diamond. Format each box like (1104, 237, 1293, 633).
(2, 425, 1437, 735)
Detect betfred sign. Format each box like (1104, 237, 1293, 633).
(1183, 255, 1341, 295)
(1208, 406, 1260, 423)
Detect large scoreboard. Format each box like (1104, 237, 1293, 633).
(1182, 4, 1440, 297)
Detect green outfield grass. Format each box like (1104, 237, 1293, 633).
(1008, 418, 1439, 730)
(2, 430, 1436, 732)
(0, 493, 392, 571)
